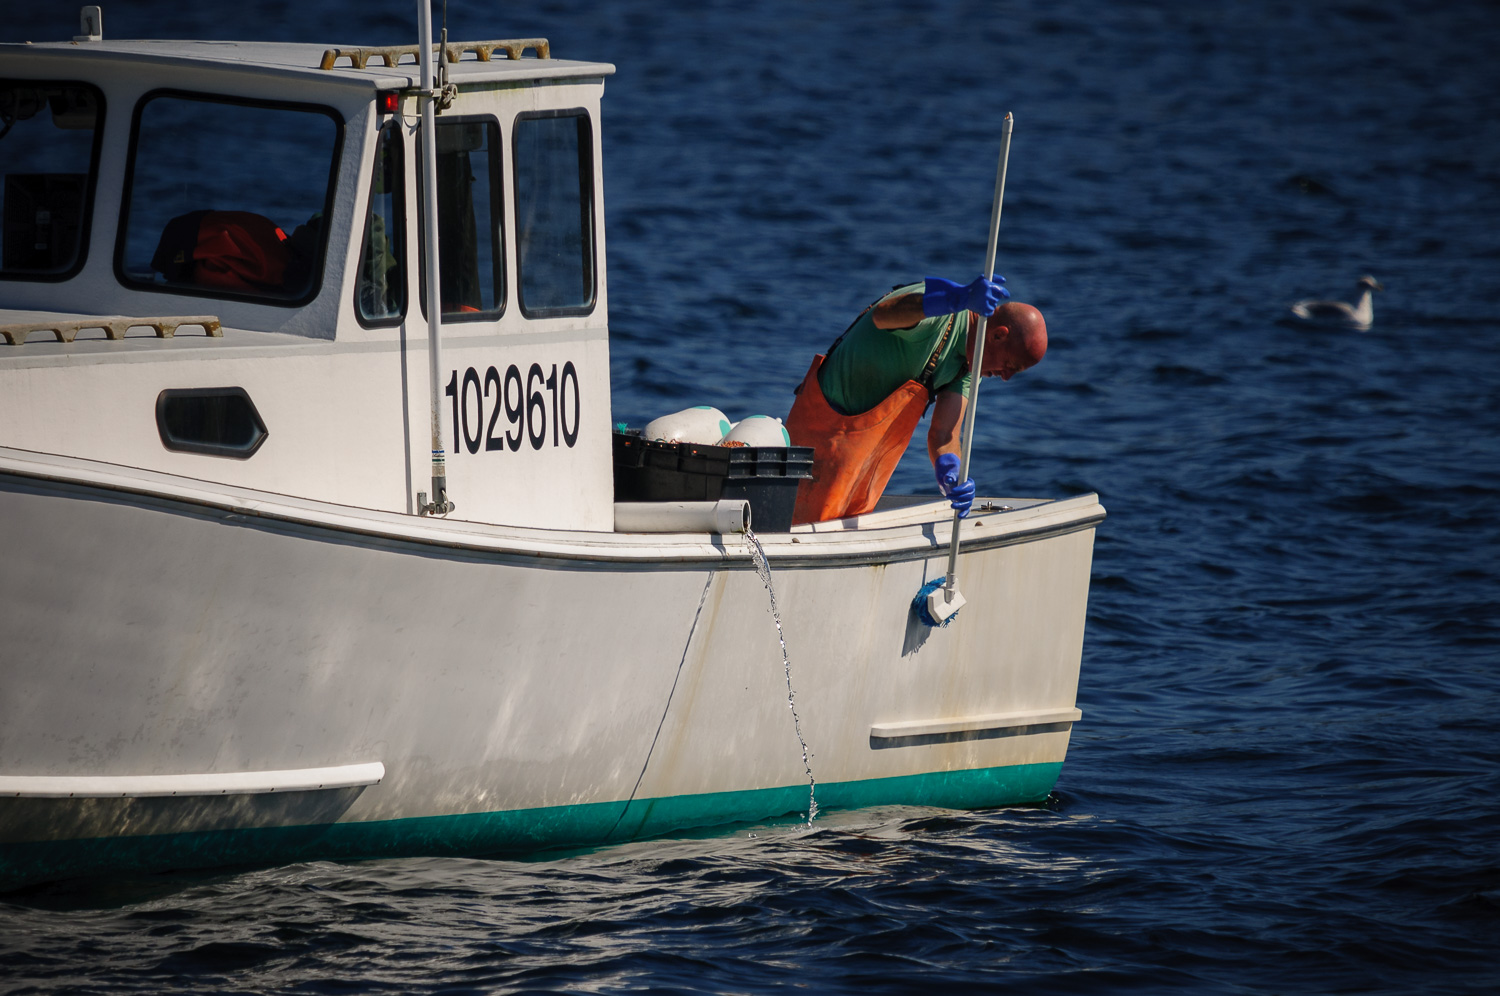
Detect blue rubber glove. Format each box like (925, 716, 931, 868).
(934, 452, 976, 518)
(921, 275, 1008, 317)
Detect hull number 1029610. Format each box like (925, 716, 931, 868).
(445, 362, 581, 455)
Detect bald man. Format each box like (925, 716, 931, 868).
(785, 276, 1047, 525)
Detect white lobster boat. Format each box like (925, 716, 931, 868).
(0, 10, 1103, 889)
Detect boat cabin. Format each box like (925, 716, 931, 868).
(0, 24, 617, 529)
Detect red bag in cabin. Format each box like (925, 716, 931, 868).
(151, 210, 289, 292)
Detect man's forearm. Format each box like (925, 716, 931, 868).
(927, 391, 966, 463)
(872, 292, 926, 329)
(927, 435, 962, 463)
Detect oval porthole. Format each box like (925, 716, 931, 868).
(155, 387, 268, 458)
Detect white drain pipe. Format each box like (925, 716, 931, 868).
(614, 501, 751, 534)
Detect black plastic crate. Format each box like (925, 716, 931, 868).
(612, 430, 813, 532)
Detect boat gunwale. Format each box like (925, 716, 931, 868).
(0, 445, 1104, 569)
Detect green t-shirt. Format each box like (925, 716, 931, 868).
(816, 283, 974, 416)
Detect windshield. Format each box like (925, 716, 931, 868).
(117, 91, 341, 305)
(0, 81, 102, 280)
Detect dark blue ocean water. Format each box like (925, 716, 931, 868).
(3, 1, 1498, 992)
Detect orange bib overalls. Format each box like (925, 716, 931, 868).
(785, 312, 957, 525)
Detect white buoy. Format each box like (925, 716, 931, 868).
(643, 406, 732, 444)
(721, 416, 791, 447)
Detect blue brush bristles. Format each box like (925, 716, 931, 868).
(913, 577, 957, 627)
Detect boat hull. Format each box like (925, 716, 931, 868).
(0, 451, 1100, 889)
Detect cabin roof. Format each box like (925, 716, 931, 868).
(0, 39, 615, 88)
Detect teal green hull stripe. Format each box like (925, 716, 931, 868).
(0, 762, 1062, 890)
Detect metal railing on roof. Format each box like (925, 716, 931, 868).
(0, 316, 221, 346)
(318, 38, 551, 71)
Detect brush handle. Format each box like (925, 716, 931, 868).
(942, 114, 1013, 598)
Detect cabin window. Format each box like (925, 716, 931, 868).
(418, 117, 505, 321)
(355, 120, 406, 325)
(513, 110, 596, 317)
(116, 91, 342, 306)
(0, 81, 103, 281)
(155, 388, 268, 458)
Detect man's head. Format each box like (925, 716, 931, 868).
(966, 301, 1048, 381)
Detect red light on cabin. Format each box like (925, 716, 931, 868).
(378, 92, 400, 114)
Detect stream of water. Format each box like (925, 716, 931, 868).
(745, 529, 818, 827)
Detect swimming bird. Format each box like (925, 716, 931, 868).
(1289, 275, 1384, 331)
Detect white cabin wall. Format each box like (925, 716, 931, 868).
(407, 329, 614, 529)
(0, 326, 614, 528)
(0, 341, 413, 511)
(389, 79, 614, 530)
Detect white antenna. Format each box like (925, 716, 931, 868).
(415, 0, 454, 516)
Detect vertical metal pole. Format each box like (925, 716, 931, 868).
(416, 0, 453, 514)
(941, 113, 1013, 602)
